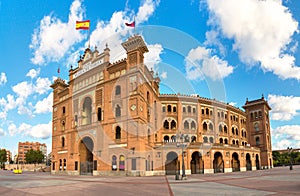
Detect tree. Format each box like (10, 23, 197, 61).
(25, 149, 44, 164)
(0, 149, 7, 169)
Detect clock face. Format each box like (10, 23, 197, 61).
(131, 104, 136, 111)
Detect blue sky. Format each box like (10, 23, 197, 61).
(0, 0, 300, 156)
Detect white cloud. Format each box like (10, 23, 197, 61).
(205, 0, 300, 80)
(160, 72, 167, 79)
(0, 72, 7, 85)
(0, 128, 5, 136)
(34, 77, 51, 95)
(268, 94, 300, 121)
(144, 44, 163, 71)
(12, 81, 33, 98)
(89, 0, 160, 62)
(185, 46, 233, 80)
(272, 125, 300, 150)
(30, 0, 85, 65)
(8, 122, 52, 139)
(34, 92, 53, 114)
(26, 68, 40, 79)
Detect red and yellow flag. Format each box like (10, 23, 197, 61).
(76, 20, 90, 30)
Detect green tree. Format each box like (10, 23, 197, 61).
(0, 149, 7, 169)
(25, 149, 44, 164)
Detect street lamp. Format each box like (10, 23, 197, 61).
(287, 147, 293, 170)
(176, 133, 188, 180)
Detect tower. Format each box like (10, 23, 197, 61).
(243, 95, 273, 169)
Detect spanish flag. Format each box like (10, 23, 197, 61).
(76, 20, 90, 30)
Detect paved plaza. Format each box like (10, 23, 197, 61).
(0, 166, 299, 196)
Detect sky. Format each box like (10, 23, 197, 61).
(0, 0, 300, 156)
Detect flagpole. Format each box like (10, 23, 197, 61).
(134, 16, 136, 34)
(88, 28, 91, 49)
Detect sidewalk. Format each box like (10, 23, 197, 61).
(0, 166, 299, 195)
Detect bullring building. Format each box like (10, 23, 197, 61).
(51, 35, 273, 176)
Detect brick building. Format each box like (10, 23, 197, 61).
(18, 142, 47, 164)
(51, 35, 273, 176)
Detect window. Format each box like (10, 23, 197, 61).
(219, 138, 223, 143)
(167, 105, 172, 112)
(162, 106, 166, 112)
(171, 120, 176, 129)
(232, 140, 235, 145)
(59, 159, 62, 170)
(232, 127, 235, 135)
(209, 137, 214, 143)
(206, 108, 209, 115)
(224, 139, 228, 144)
(164, 135, 170, 141)
(147, 91, 150, 103)
(62, 106, 66, 114)
(163, 120, 169, 129)
(148, 129, 151, 144)
(132, 159, 136, 170)
(224, 125, 228, 133)
(94, 160, 97, 170)
(171, 135, 176, 142)
(219, 125, 223, 132)
(116, 126, 121, 140)
(193, 108, 196, 113)
(112, 155, 117, 171)
(97, 108, 102, 121)
(254, 123, 259, 131)
(53, 162, 55, 170)
(191, 136, 196, 142)
(187, 106, 191, 113)
(236, 128, 239, 135)
(119, 155, 125, 171)
(115, 105, 121, 117)
(191, 121, 196, 130)
(256, 137, 260, 145)
(115, 85, 121, 96)
(183, 107, 186, 113)
(62, 121, 65, 131)
(63, 159, 66, 170)
(203, 122, 207, 131)
(75, 161, 78, 171)
(173, 106, 177, 113)
(209, 123, 213, 132)
(203, 136, 208, 143)
(202, 109, 204, 115)
(62, 137, 65, 147)
(184, 121, 189, 129)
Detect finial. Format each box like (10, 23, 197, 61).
(95, 45, 97, 50)
(106, 43, 108, 48)
(71, 65, 73, 69)
(262, 94, 264, 99)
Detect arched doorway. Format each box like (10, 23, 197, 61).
(232, 152, 240, 172)
(79, 136, 94, 175)
(213, 152, 224, 173)
(190, 151, 204, 174)
(165, 151, 179, 175)
(246, 153, 252, 171)
(256, 154, 260, 170)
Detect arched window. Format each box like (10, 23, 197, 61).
(254, 123, 259, 131)
(236, 140, 239, 146)
(191, 136, 196, 142)
(224, 125, 228, 133)
(250, 113, 253, 120)
(62, 121, 65, 131)
(219, 124, 223, 132)
(115, 105, 121, 117)
(163, 120, 169, 129)
(203, 136, 208, 143)
(115, 85, 121, 96)
(209, 123, 213, 132)
(191, 121, 196, 130)
(112, 155, 117, 171)
(62, 106, 66, 114)
(119, 155, 125, 171)
(164, 135, 169, 142)
(116, 126, 121, 140)
(147, 91, 150, 103)
(232, 127, 235, 135)
(167, 105, 172, 112)
(236, 128, 239, 135)
(171, 135, 176, 142)
(171, 120, 176, 129)
(193, 108, 196, 113)
(184, 121, 189, 129)
(148, 129, 151, 144)
(183, 107, 186, 113)
(244, 132, 247, 138)
(209, 137, 214, 143)
(202, 109, 204, 114)
(173, 106, 177, 113)
(63, 159, 66, 170)
(59, 159, 62, 170)
(219, 138, 223, 143)
(232, 140, 235, 145)
(206, 108, 209, 115)
(62, 137, 65, 147)
(162, 106, 166, 112)
(203, 122, 207, 131)
(224, 138, 228, 144)
(256, 137, 260, 145)
(188, 106, 192, 113)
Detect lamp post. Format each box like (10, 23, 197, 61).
(287, 147, 293, 170)
(176, 133, 188, 180)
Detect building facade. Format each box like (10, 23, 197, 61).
(51, 35, 273, 176)
(18, 141, 47, 164)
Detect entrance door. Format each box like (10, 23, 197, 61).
(232, 152, 240, 172)
(79, 136, 94, 175)
(246, 153, 252, 171)
(165, 151, 179, 175)
(256, 154, 260, 170)
(191, 151, 204, 174)
(213, 152, 224, 173)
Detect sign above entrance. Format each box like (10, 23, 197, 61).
(74, 58, 103, 78)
